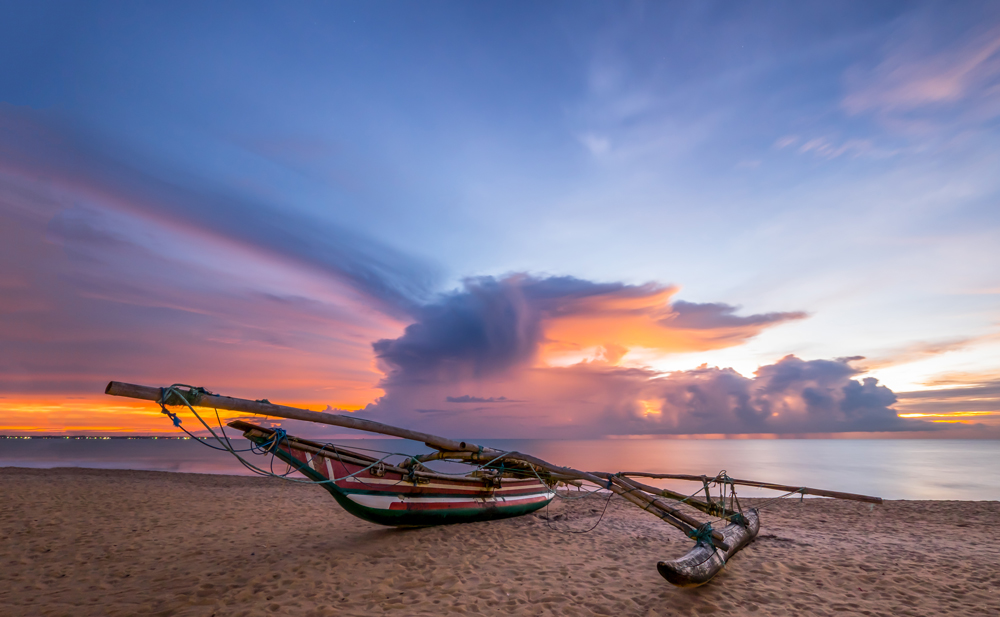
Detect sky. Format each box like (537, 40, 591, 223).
(1, 1, 998, 438)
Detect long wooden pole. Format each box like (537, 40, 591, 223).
(106, 381, 493, 454)
(620, 472, 883, 505)
(592, 472, 728, 519)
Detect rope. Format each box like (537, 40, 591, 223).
(749, 487, 808, 512)
(686, 522, 716, 545)
(542, 487, 615, 534)
(157, 385, 398, 484)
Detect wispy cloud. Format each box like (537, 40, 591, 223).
(797, 137, 877, 159)
(863, 335, 992, 371)
(843, 23, 1000, 123)
(445, 395, 517, 403)
(774, 133, 895, 160)
(894, 375, 1000, 426)
(577, 133, 611, 156)
(0, 106, 412, 404)
(0, 105, 440, 319)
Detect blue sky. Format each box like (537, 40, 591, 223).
(1, 2, 998, 436)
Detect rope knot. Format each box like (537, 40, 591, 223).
(406, 456, 421, 482)
(159, 408, 182, 427)
(157, 387, 183, 427)
(686, 522, 715, 545)
(263, 428, 287, 453)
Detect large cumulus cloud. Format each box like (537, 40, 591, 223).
(372, 274, 805, 385)
(617, 355, 910, 435)
(362, 275, 924, 437)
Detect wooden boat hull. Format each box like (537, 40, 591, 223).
(237, 423, 555, 527)
(656, 509, 760, 587)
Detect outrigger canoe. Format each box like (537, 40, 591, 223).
(105, 381, 882, 588)
(230, 420, 554, 526)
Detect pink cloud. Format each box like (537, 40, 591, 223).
(843, 25, 1000, 119)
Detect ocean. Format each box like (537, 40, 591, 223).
(2, 437, 998, 501)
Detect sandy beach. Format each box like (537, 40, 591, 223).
(2, 467, 997, 617)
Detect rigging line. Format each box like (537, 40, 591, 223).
(163, 385, 551, 485)
(248, 430, 514, 479)
(159, 385, 582, 496)
(740, 488, 808, 513)
(520, 459, 607, 501)
(157, 398, 248, 452)
(160, 385, 399, 485)
(542, 488, 615, 534)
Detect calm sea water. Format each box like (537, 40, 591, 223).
(2, 438, 998, 501)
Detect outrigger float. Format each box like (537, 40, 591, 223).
(106, 381, 882, 588)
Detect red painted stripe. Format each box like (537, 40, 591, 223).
(388, 494, 552, 511)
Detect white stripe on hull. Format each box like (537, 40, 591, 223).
(345, 491, 555, 510)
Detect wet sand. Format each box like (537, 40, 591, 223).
(1, 467, 998, 616)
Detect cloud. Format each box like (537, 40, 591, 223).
(621, 355, 911, 435)
(359, 274, 918, 437)
(0, 106, 412, 404)
(893, 373, 1000, 424)
(578, 133, 611, 156)
(862, 335, 989, 370)
(446, 395, 515, 403)
(362, 349, 927, 437)
(664, 301, 806, 330)
(797, 137, 878, 159)
(0, 105, 439, 318)
(371, 274, 806, 387)
(372, 275, 544, 385)
(774, 135, 799, 149)
(843, 22, 1000, 122)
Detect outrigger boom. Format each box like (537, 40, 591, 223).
(105, 381, 882, 587)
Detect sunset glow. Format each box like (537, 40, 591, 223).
(1, 3, 999, 439)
